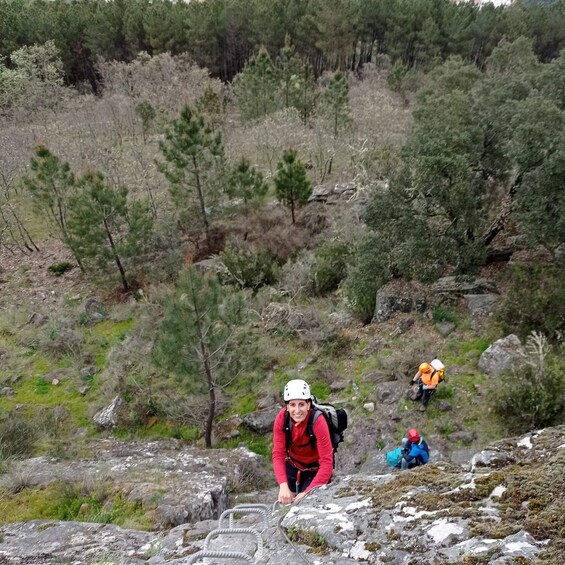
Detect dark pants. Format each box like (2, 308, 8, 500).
(415, 383, 436, 406)
(286, 461, 318, 495)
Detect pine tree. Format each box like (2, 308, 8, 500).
(276, 35, 316, 123)
(67, 170, 153, 292)
(233, 47, 279, 121)
(23, 145, 84, 270)
(319, 71, 352, 138)
(274, 149, 312, 224)
(157, 105, 225, 240)
(196, 82, 224, 133)
(227, 157, 268, 214)
(153, 267, 247, 448)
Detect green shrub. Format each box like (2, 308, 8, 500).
(0, 414, 40, 459)
(343, 233, 391, 323)
(492, 337, 565, 434)
(498, 264, 565, 342)
(310, 242, 351, 295)
(310, 381, 331, 401)
(433, 306, 457, 324)
(220, 242, 279, 291)
(47, 261, 74, 277)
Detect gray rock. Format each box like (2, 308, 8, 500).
(465, 293, 501, 316)
(308, 181, 358, 204)
(241, 406, 282, 434)
(0, 386, 14, 396)
(438, 400, 453, 412)
(376, 381, 402, 404)
(79, 366, 98, 380)
(330, 380, 349, 392)
(436, 321, 456, 337)
(448, 431, 476, 445)
(327, 310, 355, 328)
(389, 317, 414, 336)
(27, 312, 49, 326)
(262, 303, 317, 332)
(77, 385, 91, 396)
(432, 276, 497, 295)
(92, 395, 123, 430)
(84, 298, 107, 322)
(478, 334, 525, 376)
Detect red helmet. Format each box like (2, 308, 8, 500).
(408, 428, 420, 443)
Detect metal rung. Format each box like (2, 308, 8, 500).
(219, 507, 269, 530)
(204, 527, 263, 560)
(186, 549, 253, 564)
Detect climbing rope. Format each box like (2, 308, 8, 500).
(273, 487, 322, 565)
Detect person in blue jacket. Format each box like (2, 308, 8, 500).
(401, 428, 429, 470)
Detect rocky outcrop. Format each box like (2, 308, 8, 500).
(308, 182, 359, 204)
(0, 439, 265, 529)
(2, 427, 564, 564)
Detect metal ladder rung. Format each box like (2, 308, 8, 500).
(204, 527, 263, 560)
(185, 549, 253, 564)
(219, 507, 269, 530)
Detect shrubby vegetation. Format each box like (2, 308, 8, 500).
(493, 334, 565, 434)
(0, 0, 564, 457)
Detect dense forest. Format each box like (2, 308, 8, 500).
(0, 0, 564, 456)
(2, 0, 565, 86)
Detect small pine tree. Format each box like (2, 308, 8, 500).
(157, 105, 225, 240)
(274, 149, 312, 224)
(196, 82, 223, 132)
(135, 100, 156, 143)
(319, 72, 352, 137)
(227, 157, 268, 214)
(23, 144, 84, 270)
(67, 170, 153, 292)
(153, 267, 247, 447)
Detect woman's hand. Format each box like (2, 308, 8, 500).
(278, 483, 295, 505)
(294, 491, 307, 503)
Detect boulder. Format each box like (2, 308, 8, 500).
(432, 276, 497, 295)
(373, 289, 426, 323)
(465, 293, 501, 317)
(92, 396, 123, 430)
(478, 334, 525, 376)
(241, 406, 282, 434)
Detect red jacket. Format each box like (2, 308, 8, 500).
(272, 407, 333, 493)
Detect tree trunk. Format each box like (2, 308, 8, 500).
(202, 345, 215, 449)
(103, 217, 129, 292)
(191, 155, 210, 242)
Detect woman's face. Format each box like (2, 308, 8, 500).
(287, 399, 310, 424)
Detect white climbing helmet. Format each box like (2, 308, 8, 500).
(283, 379, 311, 401)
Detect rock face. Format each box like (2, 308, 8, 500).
(2, 427, 564, 564)
(0, 439, 265, 529)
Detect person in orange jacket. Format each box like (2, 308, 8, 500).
(412, 362, 441, 411)
(272, 379, 333, 504)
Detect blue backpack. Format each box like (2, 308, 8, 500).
(386, 447, 403, 469)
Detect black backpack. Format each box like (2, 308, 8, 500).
(284, 397, 348, 457)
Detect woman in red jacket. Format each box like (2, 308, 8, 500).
(272, 379, 333, 504)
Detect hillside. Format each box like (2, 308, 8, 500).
(1, 4, 565, 561)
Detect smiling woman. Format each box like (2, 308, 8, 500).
(271, 379, 334, 505)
